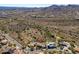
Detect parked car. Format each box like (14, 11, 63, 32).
(47, 42, 56, 49)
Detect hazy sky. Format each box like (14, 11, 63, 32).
(0, 4, 52, 7)
(0, 0, 79, 7)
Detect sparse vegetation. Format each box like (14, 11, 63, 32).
(0, 5, 79, 54)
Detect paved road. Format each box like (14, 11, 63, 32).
(2, 33, 27, 53)
(0, 32, 44, 54)
(4, 34, 22, 47)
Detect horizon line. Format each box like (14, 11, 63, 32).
(0, 4, 79, 8)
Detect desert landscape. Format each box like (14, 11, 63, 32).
(0, 5, 79, 54)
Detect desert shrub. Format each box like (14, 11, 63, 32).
(0, 44, 2, 48)
(58, 51, 62, 54)
(46, 31, 52, 38)
(27, 27, 30, 30)
(69, 47, 76, 54)
(32, 36, 36, 39)
(48, 50, 58, 54)
(70, 42, 75, 48)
